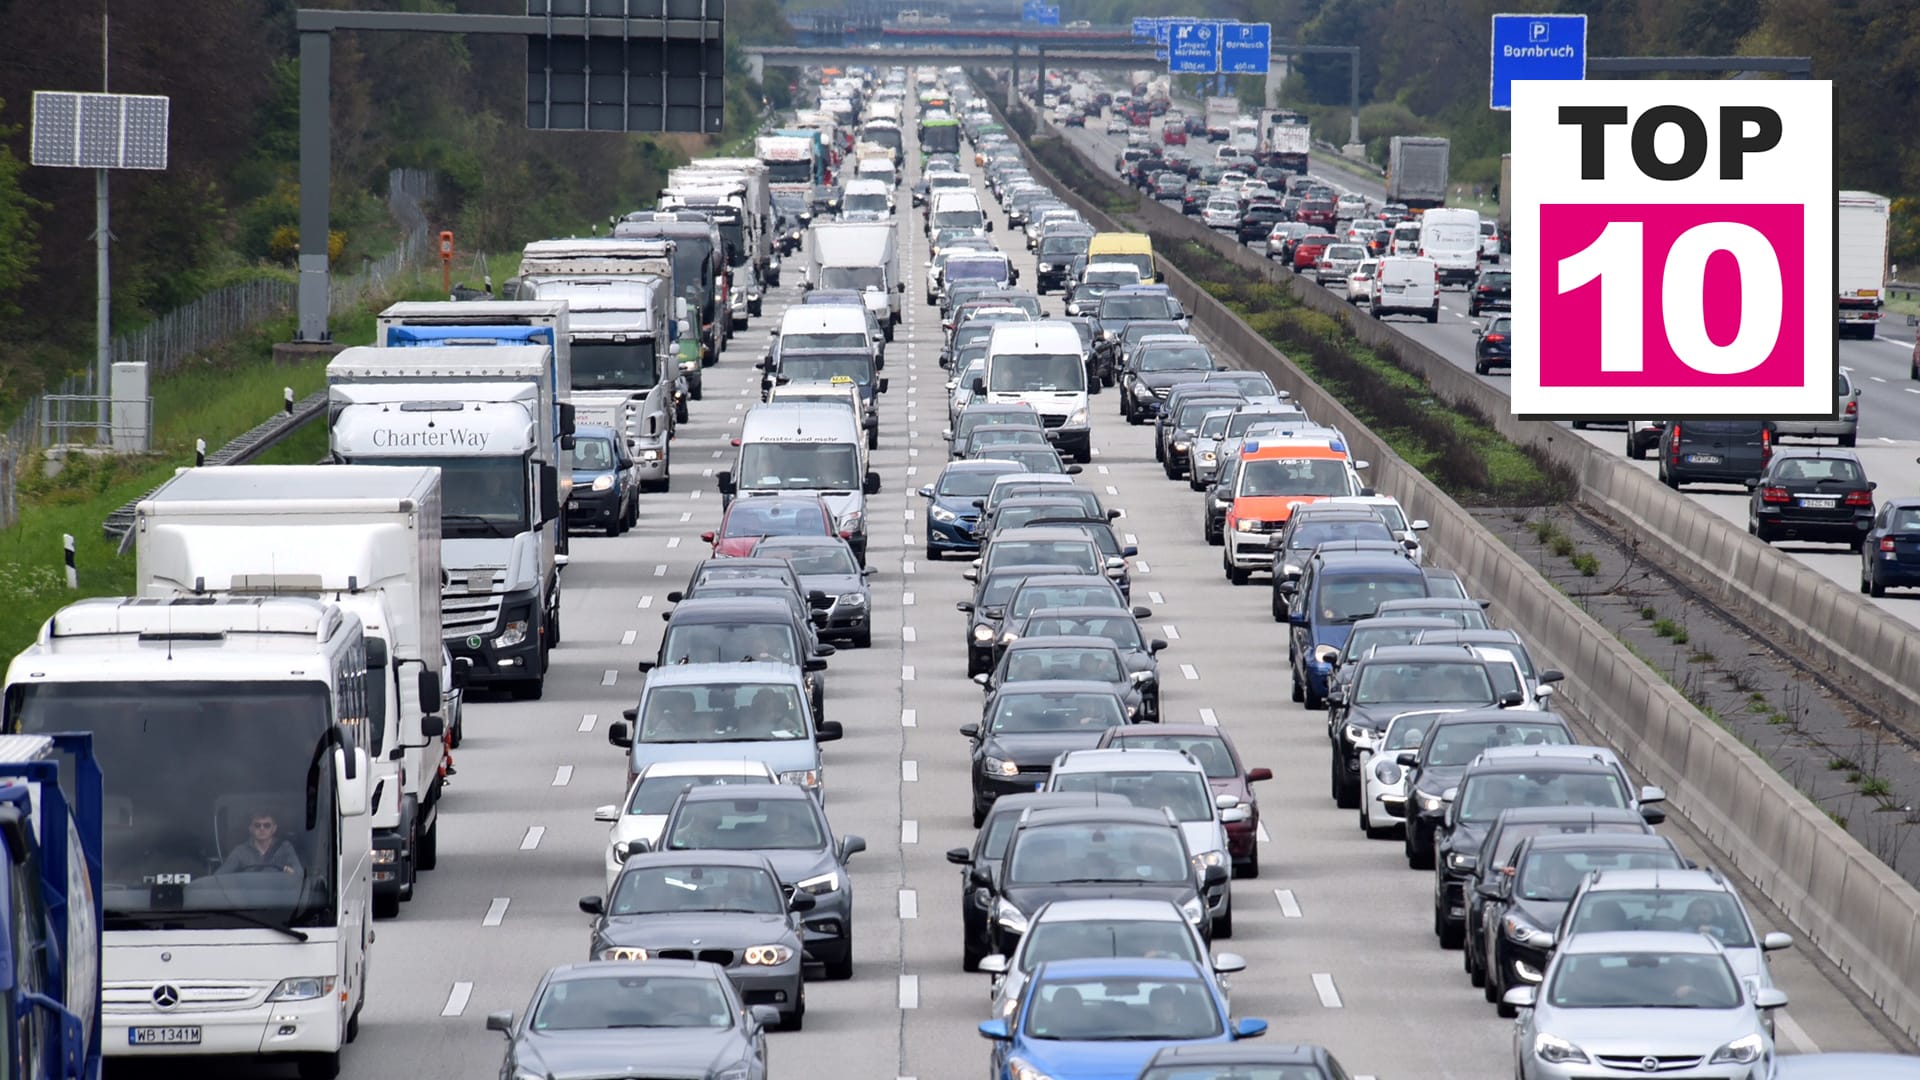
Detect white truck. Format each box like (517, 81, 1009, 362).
(507, 238, 684, 478)
(1838, 191, 1891, 339)
(660, 184, 762, 329)
(1387, 136, 1450, 211)
(1205, 96, 1239, 141)
(327, 343, 569, 701)
(7, 595, 374, 1080)
(671, 159, 775, 290)
(135, 464, 450, 920)
(1228, 117, 1258, 154)
(806, 220, 903, 335)
(1258, 109, 1311, 174)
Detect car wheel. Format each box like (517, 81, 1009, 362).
(1570, 420, 1587, 429)
(1212, 902, 1233, 940)
(824, 950, 854, 981)
(1869, 564, 1887, 597)
(605, 519, 620, 538)
(1467, 939, 1486, 987)
(924, 545, 940, 561)
(1291, 667, 1304, 702)
(1626, 434, 1645, 460)
(1849, 535, 1866, 554)
(784, 994, 806, 1030)
(689, 380, 703, 401)
(1438, 912, 1464, 949)
(1359, 800, 1373, 834)
(854, 627, 872, 649)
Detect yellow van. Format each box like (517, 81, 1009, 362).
(1086, 232, 1157, 284)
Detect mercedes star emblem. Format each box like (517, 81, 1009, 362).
(1641, 1057, 1660, 1073)
(152, 985, 180, 1010)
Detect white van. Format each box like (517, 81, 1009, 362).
(719, 402, 881, 562)
(1368, 256, 1440, 323)
(1416, 207, 1483, 286)
(1391, 220, 1422, 256)
(855, 156, 897, 189)
(773, 304, 881, 364)
(928, 190, 990, 235)
(978, 321, 1092, 463)
(839, 177, 894, 220)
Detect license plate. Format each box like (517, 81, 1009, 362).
(1384, 285, 1404, 293)
(130, 1027, 201, 1046)
(1801, 498, 1837, 509)
(1685, 453, 1722, 464)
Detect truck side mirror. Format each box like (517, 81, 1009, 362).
(335, 748, 369, 817)
(558, 402, 576, 438)
(419, 713, 445, 740)
(418, 669, 443, 709)
(716, 471, 737, 496)
(538, 464, 561, 524)
(971, 377, 985, 395)
(864, 471, 882, 495)
(878, 378, 890, 394)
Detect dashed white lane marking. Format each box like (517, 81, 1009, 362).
(601, 669, 618, 687)
(680, 511, 692, 522)
(1257, 822, 1271, 843)
(734, 402, 744, 410)
(1274, 889, 1302, 918)
(1871, 375, 1887, 383)
(667, 536, 681, 548)
(1198, 708, 1218, 726)
(1091, 446, 1102, 456)
(621, 630, 637, 645)
(1097, 465, 1110, 474)
(1180, 664, 1199, 680)
(1312, 973, 1343, 1008)
(578, 713, 597, 733)
(907, 466, 918, 476)
(899, 889, 918, 919)
(903, 533, 914, 545)
(483, 897, 510, 927)
(903, 591, 915, 606)
(552, 766, 573, 787)
(1105, 485, 1119, 495)
(901, 708, 917, 728)
(653, 564, 668, 577)
(713, 449, 724, 458)
(700, 470, 711, 480)
(1125, 533, 1138, 546)
(520, 826, 545, 851)
(441, 982, 473, 1017)
(904, 508, 914, 520)
(1162, 624, 1180, 640)
(692, 489, 703, 498)
(902, 819, 919, 844)
(903, 664, 916, 681)
(1149, 592, 1164, 605)
(903, 626, 917, 642)
(904, 560, 916, 574)
(903, 760, 919, 782)
(1136, 559, 1151, 574)
(899, 974, 920, 1009)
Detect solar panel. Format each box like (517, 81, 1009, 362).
(30, 91, 169, 170)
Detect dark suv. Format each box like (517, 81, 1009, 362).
(1467, 269, 1510, 316)
(1747, 448, 1875, 549)
(1657, 419, 1773, 490)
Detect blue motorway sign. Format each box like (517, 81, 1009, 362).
(1168, 19, 1219, 74)
(1132, 16, 1153, 39)
(1219, 22, 1270, 74)
(1489, 13, 1586, 110)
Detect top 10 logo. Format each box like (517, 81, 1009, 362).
(1508, 79, 1834, 419)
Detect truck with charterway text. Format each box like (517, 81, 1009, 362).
(135, 465, 451, 921)
(328, 340, 572, 701)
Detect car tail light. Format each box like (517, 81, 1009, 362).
(1669, 422, 1682, 465)
(1881, 537, 1898, 552)
(1761, 427, 1772, 465)
(1845, 490, 1874, 507)
(1845, 399, 1858, 417)
(1485, 334, 1507, 344)
(1761, 486, 1792, 504)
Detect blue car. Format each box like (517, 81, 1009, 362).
(1282, 549, 1434, 709)
(919, 459, 1028, 560)
(978, 957, 1267, 1080)
(1861, 497, 1920, 596)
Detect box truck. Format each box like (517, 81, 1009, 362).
(1838, 191, 1891, 339)
(805, 221, 903, 335)
(1204, 96, 1239, 141)
(1387, 136, 1450, 211)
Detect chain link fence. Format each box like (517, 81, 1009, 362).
(0, 168, 437, 527)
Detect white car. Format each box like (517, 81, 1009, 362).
(1325, 493, 1429, 562)
(1336, 193, 1369, 218)
(1202, 198, 1241, 230)
(1106, 116, 1129, 135)
(1479, 219, 1502, 261)
(978, 899, 1244, 1023)
(1360, 710, 1445, 838)
(1348, 259, 1378, 304)
(592, 759, 778, 889)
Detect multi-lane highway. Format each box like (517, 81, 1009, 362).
(1057, 111, 1920, 632)
(105, 89, 1895, 1080)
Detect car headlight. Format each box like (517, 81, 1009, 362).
(1132, 383, 1153, 399)
(1180, 897, 1205, 924)
(599, 946, 649, 961)
(494, 619, 528, 649)
(1344, 723, 1378, 747)
(1415, 790, 1445, 812)
(591, 474, 615, 492)
(836, 510, 865, 534)
(1534, 1034, 1589, 1065)
(1445, 850, 1478, 873)
(779, 769, 821, 789)
(1008, 1057, 1055, 1080)
(839, 592, 867, 607)
(1710, 1033, 1766, 1065)
(983, 756, 1019, 777)
(1238, 519, 1264, 530)
(796, 870, 841, 895)
(1066, 407, 1087, 425)
(1503, 914, 1554, 949)
(930, 505, 957, 523)
(743, 944, 795, 966)
(999, 630, 1018, 644)
(1200, 451, 1217, 463)
(613, 840, 636, 861)
(266, 976, 335, 1002)
(973, 624, 995, 642)
(1373, 760, 1402, 785)
(994, 898, 1030, 933)
(1173, 440, 1189, 451)
(1192, 850, 1225, 871)
(1039, 262, 1053, 271)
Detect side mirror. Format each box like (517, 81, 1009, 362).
(1353, 460, 1370, 471)
(419, 713, 445, 739)
(963, 569, 979, 582)
(749, 1005, 782, 1030)
(607, 720, 633, 749)
(960, 723, 981, 739)
(838, 834, 867, 861)
(485, 1010, 515, 1036)
(1212, 951, 1247, 975)
(1475, 880, 1503, 898)
(1755, 988, 1789, 1010)
(578, 894, 605, 915)
(558, 401, 576, 437)
(593, 804, 619, 823)
(1121, 545, 1139, 557)
(805, 657, 829, 672)
(817, 720, 845, 743)
(789, 890, 818, 912)
(636, 659, 657, 673)
(418, 669, 442, 708)
(1743, 478, 1759, 489)
(1640, 785, 1667, 805)
(1132, 606, 1153, 618)
(947, 847, 973, 866)
(1149, 638, 1168, 653)
(1498, 691, 1526, 708)
(1502, 986, 1537, 1009)
(978, 1019, 1011, 1040)
(978, 954, 1010, 975)
(1233, 1018, 1268, 1040)
(817, 643, 838, 656)
(1442, 787, 1459, 803)
(972, 673, 990, 687)
(1313, 644, 1340, 666)
(809, 590, 833, 610)
(878, 378, 891, 394)
(701, 532, 717, 544)
(334, 748, 369, 818)
(1203, 863, 1229, 887)
(865, 471, 883, 495)
(1325, 687, 1346, 707)
(1277, 582, 1298, 598)
(1410, 519, 1430, 531)
(957, 601, 975, 613)
(1538, 669, 1564, 685)
(1763, 931, 1794, 952)
(538, 464, 561, 524)
(716, 471, 737, 495)
(1215, 793, 1240, 809)
(971, 378, 986, 395)
(919, 484, 936, 497)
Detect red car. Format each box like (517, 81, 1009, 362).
(702, 494, 837, 557)
(1291, 233, 1339, 272)
(1094, 723, 1273, 877)
(1162, 125, 1187, 147)
(1297, 198, 1337, 229)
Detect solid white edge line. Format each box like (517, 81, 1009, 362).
(483, 898, 510, 927)
(441, 981, 473, 1017)
(1775, 1011, 1820, 1055)
(1312, 972, 1343, 1008)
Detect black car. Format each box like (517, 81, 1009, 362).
(1475, 832, 1687, 1013)
(1006, 605, 1168, 721)
(674, 555, 832, 625)
(1472, 315, 1510, 375)
(946, 792, 1111, 970)
(974, 496, 1119, 543)
(1468, 269, 1511, 315)
(954, 424, 1052, 461)
(1159, 394, 1246, 479)
(1325, 645, 1526, 809)
(1431, 747, 1664, 948)
(1035, 229, 1094, 294)
(1121, 336, 1217, 424)
(962, 682, 1133, 825)
(1023, 515, 1138, 600)
(1459, 806, 1657, 994)
(1861, 498, 1920, 596)
(1658, 419, 1773, 490)
(994, 573, 1142, 669)
(1747, 448, 1875, 549)
(1399, 709, 1577, 870)
(959, 564, 1066, 676)
(1322, 615, 1459, 699)
(750, 535, 876, 648)
(1236, 202, 1288, 244)
(976, 803, 1220, 955)
(1139, 1043, 1355, 1080)
(644, 595, 834, 720)
(1151, 172, 1188, 201)
(976, 636, 1147, 722)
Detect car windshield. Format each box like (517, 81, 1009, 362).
(783, 331, 869, 351)
(1005, 646, 1124, 685)
(1020, 919, 1202, 973)
(574, 436, 617, 472)
(1198, 413, 1231, 438)
(780, 355, 873, 385)
(736, 444, 860, 492)
(948, 258, 1009, 282)
(763, 544, 859, 576)
(1425, 721, 1571, 766)
(1382, 714, 1438, 752)
(990, 692, 1128, 734)
(1380, 604, 1490, 629)
(1007, 823, 1191, 884)
(1773, 456, 1866, 485)
(1353, 660, 1494, 705)
(531, 974, 733, 1031)
(1569, 890, 1755, 947)
(989, 541, 1100, 573)
(1024, 613, 1142, 649)
(663, 798, 826, 851)
(1481, 655, 1525, 698)
(940, 469, 1015, 498)
(1343, 626, 1429, 659)
(1176, 401, 1235, 428)
(1052, 769, 1211, 822)
(1314, 575, 1431, 623)
(968, 429, 1049, 450)
(637, 684, 808, 743)
(610, 864, 785, 916)
(1042, 238, 1092, 259)
(1291, 520, 1394, 550)
(996, 504, 1087, 531)
(1516, 849, 1684, 901)
(659, 623, 799, 666)
(1327, 245, 1366, 260)
(627, 772, 772, 814)
(1547, 952, 1742, 1010)
(958, 410, 1042, 436)
(722, 500, 828, 538)
(1460, 770, 1630, 823)
(989, 355, 1085, 393)
(1025, 976, 1222, 1040)
(1139, 347, 1211, 372)
(1101, 296, 1178, 321)
(1238, 458, 1352, 497)
(1109, 735, 1235, 779)
(1227, 411, 1304, 438)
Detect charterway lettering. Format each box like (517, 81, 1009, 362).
(373, 428, 490, 449)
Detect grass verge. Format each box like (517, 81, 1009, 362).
(0, 269, 447, 660)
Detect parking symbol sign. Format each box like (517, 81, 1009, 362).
(1508, 79, 1835, 419)
(1529, 20, 1548, 41)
